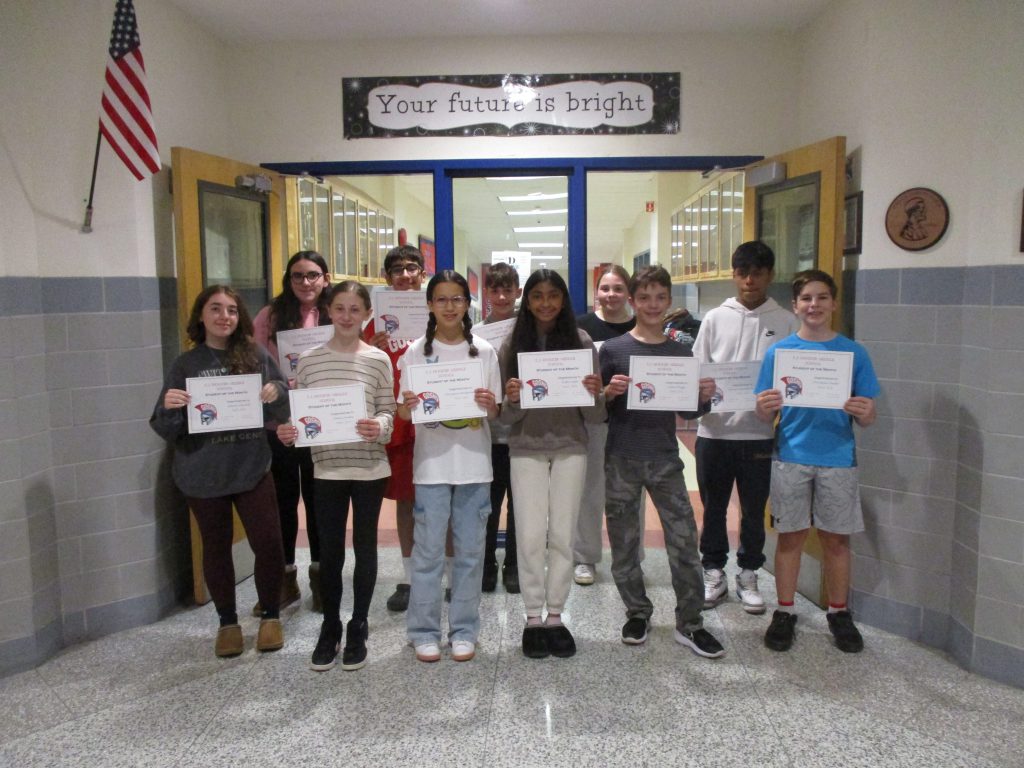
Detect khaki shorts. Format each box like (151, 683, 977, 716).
(769, 460, 864, 535)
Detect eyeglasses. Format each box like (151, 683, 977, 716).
(431, 296, 468, 308)
(388, 264, 423, 278)
(290, 271, 324, 283)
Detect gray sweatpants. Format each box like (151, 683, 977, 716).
(604, 453, 704, 633)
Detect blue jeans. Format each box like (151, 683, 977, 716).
(407, 482, 490, 646)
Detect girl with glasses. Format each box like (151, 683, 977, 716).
(252, 251, 332, 615)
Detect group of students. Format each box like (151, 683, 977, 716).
(151, 239, 879, 670)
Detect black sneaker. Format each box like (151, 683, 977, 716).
(502, 564, 520, 594)
(546, 625, 576, 658)
(621, 617, 649, 645)
(386, 583, 410, 612)
(764, 610, 797, 652)
(341, 618, 368, 671)
(674, 627, 726, 658)
(522, 625, 549, 659)
(482, 563, 498, 593)
(826, 610, 864, 653)
(310, 621, 342, 671)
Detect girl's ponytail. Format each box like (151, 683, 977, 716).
(462, 314, 479, 358)
(424, 313, 438, 356)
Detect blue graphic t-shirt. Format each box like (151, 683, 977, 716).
(755, 333, 880, 468)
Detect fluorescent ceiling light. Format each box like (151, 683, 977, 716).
(517, 242, 564, 249)
(512, 225, 565, 233)
(506, 208, 568, 216)
(486, 176, 557, 181)
(498, 192, 568, 202)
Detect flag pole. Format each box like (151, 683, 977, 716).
(81, 129, 102, 234)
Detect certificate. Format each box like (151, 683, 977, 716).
(373, 288, 429, 341)
(471, 317, 516, 351)
(626, 355, 700, 412)
(701, 361, 760, 413)
(517, 349, 594, 409)
(407, 359, 486, 424)
(276, 325, 335, 377)
(772, 348, 854, 409)
(288, 384, 367, 446)
(186, 374, 264, 434)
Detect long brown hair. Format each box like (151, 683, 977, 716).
(424, 271, 478, 358)
(268, 251, 332, 335)
(186, 285, 261, 374)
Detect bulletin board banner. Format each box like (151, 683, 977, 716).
(343, 73, 680, 138)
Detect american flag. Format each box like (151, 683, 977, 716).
(99, 0, 160, 180)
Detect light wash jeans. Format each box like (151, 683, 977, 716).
(510, 452, 586, 618)
(407, 482, 490, 646)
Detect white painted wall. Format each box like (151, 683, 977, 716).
(798, 0, 1024, 269)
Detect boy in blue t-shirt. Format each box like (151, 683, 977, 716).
(754, 269, 880, 654)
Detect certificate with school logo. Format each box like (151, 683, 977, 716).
(276, 326, 335, 378)
(772, 349, 854, 409)
(701, 361, 760, 413)
(516, 349, 594, 409)
(626, 355, 700, 411)
(186, 374, 264, 434)
(471, 317, 516, 351)
(288, 384, 367, 446)
(373, 288, 430, 341)
(407, 359, 486, 424)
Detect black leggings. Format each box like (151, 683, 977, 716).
(188, 472, 284, 619)
(268, 430, 318, 563)
(314, 477, 387, 623)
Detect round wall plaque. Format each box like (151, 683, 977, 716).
(885, 187, 949, 251)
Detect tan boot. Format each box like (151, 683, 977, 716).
(256, 618, 284, 652)
(252, 566, 301, 616)
(215, 624, 244, 657)
(308, 562, 322, 613)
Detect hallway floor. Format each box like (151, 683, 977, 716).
(2, 546, 1022, 768)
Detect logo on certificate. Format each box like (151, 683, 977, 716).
(382, 314, 400, 335)
(526, 379, 549, 401)
(635, 381, 656, 403)
(195, 403, 218, 425)
(285, 352, 301, 372)
(781, 376, 803, 399)
(298, 416, 322, 439)
(711, 387, 724, 407)
(418, 391, 441, 415)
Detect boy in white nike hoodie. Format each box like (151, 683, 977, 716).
(692, 242, 798, 614)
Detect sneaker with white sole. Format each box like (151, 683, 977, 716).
(735, 569, 766, 614)
(573, 563, 595, 585)
(451, 640, 475, 662)
(673, 627, 726, 658)
(414, 642, 441, 662)
(621, 617, 649, 645)
(703, 568, 727, 609)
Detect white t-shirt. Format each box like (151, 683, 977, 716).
(398, 335, 502, 485)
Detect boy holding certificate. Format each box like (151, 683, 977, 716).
(755, 269, 879, 654)
(601, 266, 725, 658)
(692, 241, 799, 614)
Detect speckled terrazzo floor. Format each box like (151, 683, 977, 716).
(2, 547, 1023, 768)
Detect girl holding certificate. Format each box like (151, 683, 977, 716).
(499, 270, 605, 660)
(253, 251, 332, 614)
(150, 286, 288, 658)
(396, 271, 501, 664)
(276, 281, 396, 672)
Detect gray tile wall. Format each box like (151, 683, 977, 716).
(0, 277, 188, 676)
(852, 265, 1024, 688)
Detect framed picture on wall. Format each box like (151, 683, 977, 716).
(418, 236, 436, 276)
(843, 191, 863, 255)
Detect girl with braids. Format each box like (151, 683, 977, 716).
(396, 271, 502, 663)
(498, 269, 605, 659)
(252, 251, 332, 614)
(150, 286, 288, 658)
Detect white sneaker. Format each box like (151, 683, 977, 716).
(703, 568, 727, 609)
(735, 569, 766, 614)
(573, 563, 595, 586)
(414, 642, 441, 662)
(450, 640, 475, 662)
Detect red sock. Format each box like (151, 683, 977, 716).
(828, 603, 846, 614)
(778, 600, 795, 614)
